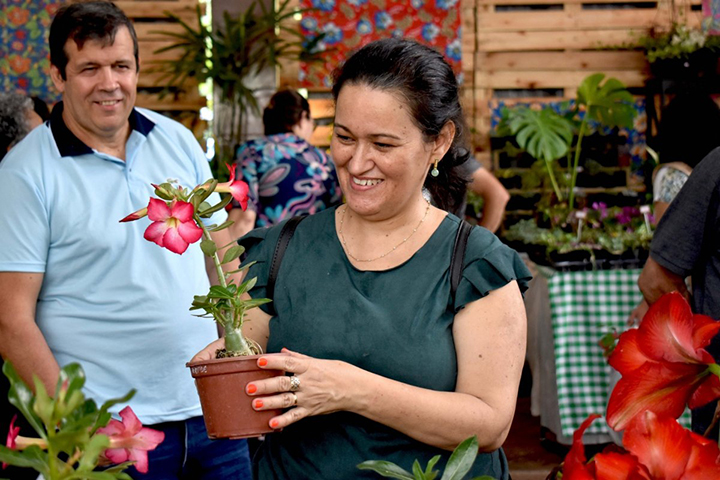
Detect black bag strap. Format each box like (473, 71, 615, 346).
(450, 220, 473, 309)
(266, 215, 306, 315)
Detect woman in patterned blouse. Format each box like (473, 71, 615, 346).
(228, 89, 342, 239)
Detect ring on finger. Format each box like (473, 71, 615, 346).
(290, 392, 298, 407)
(289, 375, 301, 392)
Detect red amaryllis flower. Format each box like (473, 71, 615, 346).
(623, 410, 720, 479)
(563, 414, 649, 480)
(215, 163, 249, 210)
(606, 292, 720, 431)
(143, 198, 203, 254)
(3, 415, 20, 469)
(97, 407, 164, 474)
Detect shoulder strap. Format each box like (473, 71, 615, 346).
(266, 215, 306, 315)
(450, 220, 473, 305)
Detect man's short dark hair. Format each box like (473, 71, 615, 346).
(49, 1, 139, 79)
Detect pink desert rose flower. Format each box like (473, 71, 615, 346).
(143, 198, 203, 254)
(214, 163, 249, 210)
(3, 415, 20, 469)
(119, 206, 148, 223)
(97, 406, 164, 474)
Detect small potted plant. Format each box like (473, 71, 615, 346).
(120, 167, 283, 439)
(0, 362, 164, 478)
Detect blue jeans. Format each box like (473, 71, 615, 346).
(127, 415, 252, 480)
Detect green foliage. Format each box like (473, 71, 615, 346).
(357, 436, 496, 480)
(151, 0, 325, 164)
(638, 23, 720, 63)
(0, 362, 135, 479)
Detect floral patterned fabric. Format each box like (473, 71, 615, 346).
(233, 133, 342, 227)
(0, 0, 60, 104)
(653, 164, 690, 203)
(298, 0, 462, 88)
(704, 0, 720, 34)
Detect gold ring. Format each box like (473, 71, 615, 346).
(289, 375, 300, 392)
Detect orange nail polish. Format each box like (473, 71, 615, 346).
(247, 384, 257, 394)
(258, 358, 268, 367)
(254, 399, 263, 409)
(271, 419, 279, 428)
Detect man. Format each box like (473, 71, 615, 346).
(0, 3, 251, 478)
(638, 146, 720, 436)
(0, 92, 43, 161)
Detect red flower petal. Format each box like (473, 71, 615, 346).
(592, 451, 648, 480)
(161, 227, 189, 254)
(176, 219, 203, 244)
(623, 411, 697, 480)
(637, 292, 698, 364)
(97, 418, 124, 436)
(606, 362, 703, 431)
(169, 200, 195, 223)
(128, 445, 150, 473)
(563, 414, 600, 479)
(143, 221, 169, 247)
(103, 447, 130, 464)
(609, 329, 653, 376)
(691, 314, 720, 355)
(688, 374, 720, 409)
(118, 406, 142, 435)
(146, 198, 171, 222)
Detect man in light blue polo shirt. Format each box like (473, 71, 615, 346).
(0, 2, 252, 479)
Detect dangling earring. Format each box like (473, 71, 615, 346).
(430, 159, 440, 177)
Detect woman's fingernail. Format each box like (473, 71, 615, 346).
(254, 399, 263, 409)
(247, 384, 257, 394)
(270, 419, 279, 428)
(258, 358, 268, 367)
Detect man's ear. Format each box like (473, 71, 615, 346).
(50, 65, 65, 94)
(431, 121, 456, 161)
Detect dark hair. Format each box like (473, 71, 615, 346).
(331, 38, 471, 213)
(49, 1, 139, 80)
(0, 93, 34, 162)
(31, 96, 50, 122)
(263, 90, 310, 136)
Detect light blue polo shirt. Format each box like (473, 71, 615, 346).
(0, 103, 226, 424)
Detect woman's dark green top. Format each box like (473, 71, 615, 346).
(239, 207, 532, 480)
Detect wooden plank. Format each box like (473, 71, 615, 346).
(134, 23, 187, 42)
(135, 91, 205, 111)
(117, 1, 198, 21)
(477, 29, 644, 51)
(477, 7, 667, 31)
(476, 50, 647, 71)
(474, 69, 646, 88)
(308, 98, 335, 119)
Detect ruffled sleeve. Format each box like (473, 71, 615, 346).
(453, 227, 533, 312)
(237, 224, 282, 314)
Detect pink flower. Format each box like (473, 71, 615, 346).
(143, 198, 203, 254)
(97, 407, 164, 474)
(119, 207, 148, 223)
(215, 163, 249, 210)
(3, 415, 20, 469)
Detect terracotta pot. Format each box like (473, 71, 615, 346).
(187, 354, 285, 439)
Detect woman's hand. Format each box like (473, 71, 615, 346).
(248, 348, 352, 430)
(190, 337, 226, 362)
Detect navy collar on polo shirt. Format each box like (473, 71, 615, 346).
(50, 101, 155, 157)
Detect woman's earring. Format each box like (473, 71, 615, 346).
(430, 159, 440, 177)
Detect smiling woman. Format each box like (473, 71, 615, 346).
(193, 38, 532, 480)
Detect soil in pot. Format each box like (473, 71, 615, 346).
(187, 354, 285, 439)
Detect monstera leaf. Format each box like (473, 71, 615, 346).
(577, 73, 636, 130)
(507, 107, 575, 162)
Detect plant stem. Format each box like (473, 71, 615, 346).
(195, 214, 227, 289)
(568, 117, 588, 210)
(225, 328, 253, 355)
(543, 158, 564, 202)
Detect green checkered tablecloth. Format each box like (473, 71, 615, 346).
(547, 268, 691, 437)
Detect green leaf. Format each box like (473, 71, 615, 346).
(200, 239, 217, 257)
(209, 219, 235, 232)
(222, 245, 246, 265)
(357, 460, 415, 479)
(3, 362, 45, 438)
(440, 436, 479, 480)
(77, 433, 111, 471)
(243, 298, 272, 309)
(208, 285, 235, 299)
(196, 195, 233, 217)
(32, 377, 54, 426)
(412, 459, 427, 479)
(424, 455, 441, 480)
(577, 73, 636, 129)
(0, 444, 48, 472)
(94, 389, 135, 432)
(508, 108, 574, 162)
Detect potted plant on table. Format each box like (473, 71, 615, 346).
(120, 169, 282, 439)
(495, 73, 648, 268)
(0, 362, 164, 478)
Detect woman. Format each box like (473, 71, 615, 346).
(194, 39, 531, 479)
(227, 89, 342, 239)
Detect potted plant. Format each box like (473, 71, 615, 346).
(120, 170, 283, 439)
(0, 362, 164, 478)
(151, 0, 324, 174)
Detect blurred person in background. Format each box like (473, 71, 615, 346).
(0, 92, 43, 161)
